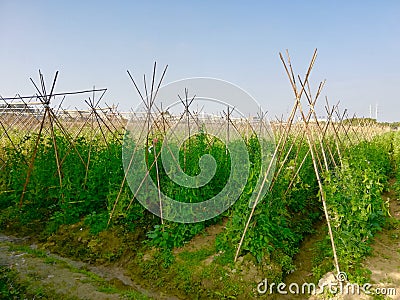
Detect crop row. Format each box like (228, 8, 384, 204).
(0, 127, 398, 288)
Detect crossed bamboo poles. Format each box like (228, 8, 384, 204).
(0, 71, 108, 207)
(235, 49, 341, 275)
(231, 49, 389, 272)
(117, 55, 376, 278)
(108, 62, 275, 226)
(0, 56, 389, 275)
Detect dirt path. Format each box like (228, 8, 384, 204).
(277, 223, 326, 300)
(361, 181, 400, 300)
(0, 234, 180, 299)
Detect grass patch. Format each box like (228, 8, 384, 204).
(0, 266, 28, 299)
(178, 247, 215, 263)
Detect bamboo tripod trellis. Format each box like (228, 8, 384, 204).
(232, 50, 389, 271)
(0, 58, 391, 277)
(109, 63, 274, 225)
(235, 50, 351, 277)
(0, 71, 108, 208)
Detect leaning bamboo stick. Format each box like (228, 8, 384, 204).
(153, 138, 164, 224)
(306, 132, 341, 275)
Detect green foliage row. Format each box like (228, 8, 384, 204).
(216, 135, 322, 274)
(1, 128, 397, 287)
(320, 133, 394, 280)
(1, 128, 322, 277)
(393, 132, 400, 193)
(144, 132, 257, 250)
(0, 131, 146, 235)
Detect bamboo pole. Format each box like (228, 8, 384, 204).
(153, 138, 164, 224)
(282, 50, 341, 276)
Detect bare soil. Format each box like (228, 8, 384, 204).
(361, 181, 400, 300)
(0, 234, 172, 299)
(1, 185, 398, 300)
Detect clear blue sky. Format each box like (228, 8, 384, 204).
(0, 1, 399, 121)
